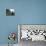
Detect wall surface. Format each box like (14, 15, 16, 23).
(0, 0, 46, 45)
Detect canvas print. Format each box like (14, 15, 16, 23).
(6, 9, 15, 16)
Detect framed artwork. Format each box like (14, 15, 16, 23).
(6, 8, 15, 16)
